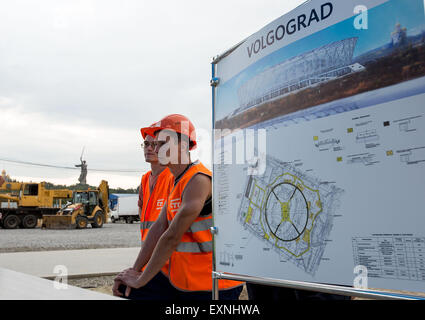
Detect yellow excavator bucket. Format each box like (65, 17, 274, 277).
(42, 215, 75, 229)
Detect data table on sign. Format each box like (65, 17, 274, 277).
(352, 236, 425, 281)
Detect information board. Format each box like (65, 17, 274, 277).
(212, 0, 425, 293)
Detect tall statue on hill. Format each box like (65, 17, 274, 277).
(391, 23, 407, 47)
(75, 147, 88, 185)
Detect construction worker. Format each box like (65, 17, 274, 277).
(112, 128, 176, 300)
(116, 114, 243, 300)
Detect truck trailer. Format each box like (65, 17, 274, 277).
(110, 194, 139, 223)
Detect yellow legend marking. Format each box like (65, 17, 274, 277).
(281, 202, 290, 221)
(245, 206, 253, 223)
(313, 136, 319, 141)
(303, 229, 311, 243)
(386, 150, 394, 156)
(337, 156, 343, 162)
(347, 128, 353, 133)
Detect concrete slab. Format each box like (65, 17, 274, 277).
(0, 247, 140, 278)
(0, 267, 122, 300)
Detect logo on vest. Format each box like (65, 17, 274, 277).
(170, 198, 181, 214)
(156, 199, 165, 210)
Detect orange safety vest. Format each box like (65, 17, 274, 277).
(140, 168, 173, 275)
(166, 162, 243, 292)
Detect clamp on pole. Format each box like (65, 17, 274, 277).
(210, 77, 220, 87)
(210, 226, 218, 235)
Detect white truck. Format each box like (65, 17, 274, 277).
(110, 194, 139, 224)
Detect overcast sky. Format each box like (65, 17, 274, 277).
(0, 0, 305, 188)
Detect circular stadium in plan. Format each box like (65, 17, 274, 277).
(264, 182, 309, 242)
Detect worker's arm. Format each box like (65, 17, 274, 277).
(131, 202, 169, 271)
(117, 174, 211, 290)
(112, 184, 165, 296)
(131, 182, 146, 270)
(113, 203, 168, 296)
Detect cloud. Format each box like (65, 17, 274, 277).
(0, 0, 305, 187)
(0, 97, 145, 187)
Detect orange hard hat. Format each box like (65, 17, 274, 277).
(140, 123, 154, 139)
(140, 114, 197, 150)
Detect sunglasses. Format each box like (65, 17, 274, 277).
(141, 141, 168, 149)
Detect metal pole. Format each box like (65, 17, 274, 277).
(211, 60, 219, 301)
(214, 272, 423, 300)
(212, 273, 219, 300)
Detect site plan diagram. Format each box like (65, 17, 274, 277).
(237, 155, 343, 275)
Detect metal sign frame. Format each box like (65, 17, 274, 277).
(210, 56, 424, 301)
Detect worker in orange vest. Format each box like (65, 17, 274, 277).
(116, 114, 243, 300)
(112, 127, 176, 300)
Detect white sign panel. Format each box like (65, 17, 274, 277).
(213, 0, 425, 293)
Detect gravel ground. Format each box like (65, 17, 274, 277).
(0, 222, 141, 253)
(69, 275, 116, 295)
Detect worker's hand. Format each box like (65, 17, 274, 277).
(116, 269, 145, 295)
(112, 268, 134, 297)
(112, 278, 124, 297)
(118, 268, 141, 279)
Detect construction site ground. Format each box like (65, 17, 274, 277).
(0, 221, 141, 253)
(0, 221, 249, 299)
(2, 221, 421, 300)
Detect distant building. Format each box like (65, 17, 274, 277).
(391, 23, 407, 47)
(1, 169, 11, 182)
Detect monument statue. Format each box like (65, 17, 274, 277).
(75, 148, 87, 185)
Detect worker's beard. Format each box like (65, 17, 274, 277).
(144, 153, 158, 163)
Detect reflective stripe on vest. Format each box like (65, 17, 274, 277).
(166, 162, 243, 292)
(175, 241, 213, 253)
(140, 220, 155, 232)
(167, 216, 213, 245)
(188, 216, 212, 233)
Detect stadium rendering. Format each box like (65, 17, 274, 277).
(228, 38, 364, 119)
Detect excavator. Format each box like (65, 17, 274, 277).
(0, 178, 110, 229)
(42, 180, 110, 229)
